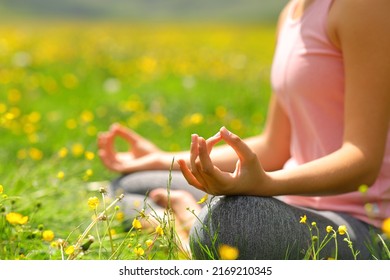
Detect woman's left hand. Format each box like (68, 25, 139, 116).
(178, 127, 269, 196)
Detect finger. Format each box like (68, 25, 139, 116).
(190, 134, 199, 172)
(104, 130, 117, 153)
(177, 159, 205, 191)
(220, 127, 257, 164)
(189, 135, 209, 186)
(198, 137, 234, 192)
(205, 131, 222, 154)
(198, 137, 215, 174)
(110, 124, 140, 145)
(97, 133, 106, 150)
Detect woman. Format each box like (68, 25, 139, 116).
(98, 0, 390, 259)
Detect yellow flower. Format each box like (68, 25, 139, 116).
(155, 225, 164, 236)
(71, 143, 84, 157)
(219, 244, 239, 260)
(299, 214, 307, 224)
(29, 147, 43, 161)
(6, 212, 29, 225)
(197, 194, 208, 204)
(145, 239, 154, 247)
(57, 171, 65, 180)
(83, 169, 93, 181)
(326, 226, 333, 233)
(134, 246, 145, 257)
(66, 119, 77, 130)
(311, 222, 317, 227)
(58, 147, 68, 158)
(338, 225, 348, 235)
(0, 184, 3, 194)
(116, 211, 125, 222)
(42, 230, 55, 242)
(382, 217, 390, 237)
(87, 196, 99, 210)
(132, 218, 142, 229)
(85, 151, 95, 161)
(65, 245, 75, 255)
(85, 169, 93, 177)
(80, 110, 94, 123)
(189, 113, 203, 125)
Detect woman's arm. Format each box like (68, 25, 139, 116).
(178, 0, 390, 197)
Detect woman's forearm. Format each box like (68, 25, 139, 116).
(260, 143, 381, 197)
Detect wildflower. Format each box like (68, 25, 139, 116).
(42, 230, 55, 242)
(155, 225, 164, 236)
(326, 226, 333, 233)
(382, 217, 390, 238)
(85, 169, 93, 177)
(29, 147, 43, 161)
(71, 143, 84, 157)
(58, 147, 68, 158)
(132, 218, 142, 229)
(299, 214, 307, 224)
(6, 212, 28, 225)
(57, 171, 65, 180)
(87, 196, 99, 210)
(134, 246, 145, 257)
(189, 113, 203, 125)
(215, 106, 227, 119)
(80, 110, 94, 123)
(85, 151, 95, 161)
(86, 125, 97, 136)
(219, 244, 239, 260)
(311, 222, 317, 227)
(338, 225, 348, 235)
(0, 184, 3, 194)
(83, 169, 93, 181)
(145, 239, 154, 247)
(197, 194, 208, 204)
(116, 211, 125, 222)
(65, 245, 75, 255)
(66, 119, 77, 130)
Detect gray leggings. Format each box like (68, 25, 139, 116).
(110, 171, 380, 260)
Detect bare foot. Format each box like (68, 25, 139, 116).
(149, 188, 202, 246)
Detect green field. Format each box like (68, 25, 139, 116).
(0, 21, 276, 259)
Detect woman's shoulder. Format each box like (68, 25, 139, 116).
(328, 0, 390, 50)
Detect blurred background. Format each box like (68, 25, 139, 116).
(0, 0, 289, 260)
(1, 0, 287, 22)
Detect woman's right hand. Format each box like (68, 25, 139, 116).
(97, 123, 167, 174)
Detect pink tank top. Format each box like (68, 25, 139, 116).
(271, 0, 390, 228)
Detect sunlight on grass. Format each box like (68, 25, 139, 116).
(1, 21, 389, 260)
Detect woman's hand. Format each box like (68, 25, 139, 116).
(178, 127, 270, 196)
(97, 123, 166, 173)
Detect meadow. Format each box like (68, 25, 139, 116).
(0, 21, 275, 260)
(1, 20, 389, 260)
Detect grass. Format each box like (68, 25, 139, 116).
(1, 20, 389, 260)
(0, 20, 274, 260)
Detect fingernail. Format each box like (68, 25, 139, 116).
(191, 134, 198, 142)
(220, 126, 230, 136)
